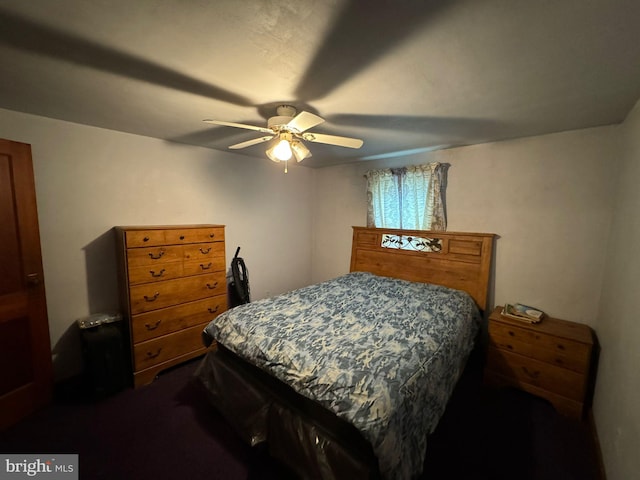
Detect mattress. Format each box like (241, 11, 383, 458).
(201, 271, 480, 480)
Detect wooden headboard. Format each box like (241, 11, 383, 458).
(350, 227, 496, 312)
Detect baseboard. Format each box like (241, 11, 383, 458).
(587, 409, 607, 480)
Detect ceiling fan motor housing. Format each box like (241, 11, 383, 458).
(276, 105, 296, 117)
(268, 105, 297, 130)
(268, 115, 294, 129)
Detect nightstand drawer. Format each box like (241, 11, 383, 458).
(487, 347, 586, 401)
(488, 324, 591, 374)
(484, 370, 585, 418)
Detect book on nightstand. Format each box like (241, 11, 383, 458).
(501, 303, 545, 323)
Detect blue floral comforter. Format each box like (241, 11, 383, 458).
(202, 271, 479, 480)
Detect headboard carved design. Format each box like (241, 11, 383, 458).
(381, 233, 443, 252)
(350, 227, 496, 312)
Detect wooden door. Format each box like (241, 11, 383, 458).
(0, 138, 52, 430)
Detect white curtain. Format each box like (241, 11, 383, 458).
(365, 163, 447, 230)
(365, 168, 400, 228)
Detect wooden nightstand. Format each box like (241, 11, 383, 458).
(484, 306, 595, 419)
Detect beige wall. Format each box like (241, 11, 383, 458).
(593, 99, 640, 480)
(311, 126, 619, 326)
(0, 108, 314, 380)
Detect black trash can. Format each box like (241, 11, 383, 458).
(78, 313, 129, 398)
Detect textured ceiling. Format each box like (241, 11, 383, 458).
(0, 0, 639, 167)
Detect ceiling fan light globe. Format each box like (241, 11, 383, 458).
(273, 138, 293, 161)
(265, 145, 280, 162)
(291, 141, 311, 162)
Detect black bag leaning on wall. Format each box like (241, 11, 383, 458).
(228, 247, 250, 308)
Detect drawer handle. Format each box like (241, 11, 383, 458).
(209, 233, 215, 238)
(180, 235, 185, 240)
(143, 236, 150, 242)
(148, 250, 165, 260)
(149, 268, 166, 278)
(146, 348, 162, 359)
(145, 321, 161, 330)
(200, 263, 213, 270)
(522, 366, 540, 380)
(200, 247, 211, 254)
(144, 292, 160, 302)
(508, 331, 515, 337)
(206, 282, 218, 290)
(208, 306, 220, 314)
(557, 344, 566, 350)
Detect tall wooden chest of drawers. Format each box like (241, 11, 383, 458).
(484, 306, 595, 419)
(115, 225, 227, 387)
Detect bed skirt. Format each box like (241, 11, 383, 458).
(196, 344, 381, 479)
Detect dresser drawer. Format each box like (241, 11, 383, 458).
(131, 296, 227, 343)
(183, 257, 226, 276)
(127, 256, 226, 285)
(126, 243, 225, 283)
(127, 261, 183, 285)
(125, 229, 167, 248)
(487, 347, 586, 401)
(164, 226, 224, 245)
(125, 245, 183, 267)
(488, 321, 591, 374)
(129, 272, 226, 314)
(133, 324, 207, 370)
(183, 242, 225, 261)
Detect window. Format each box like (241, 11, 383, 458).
(365, 163, 448, 230)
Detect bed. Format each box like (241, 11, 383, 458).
(197, 227, 495, 480)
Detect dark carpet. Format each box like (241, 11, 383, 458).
(0, 357, 600, 480)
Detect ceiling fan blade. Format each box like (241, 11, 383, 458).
(302, 132, 363, 149)
(228, 135, 274, 149)
(203, 119, 273, 134)
(286, 111, 325, 133)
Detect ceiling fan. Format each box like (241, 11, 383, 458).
(203, 105, 363, 169)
